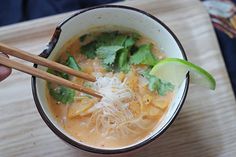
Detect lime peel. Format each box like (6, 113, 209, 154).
(150, 58, 216, 90)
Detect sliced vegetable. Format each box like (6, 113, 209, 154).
(146, 105, 163, 118)
(128, 100, 141, 117)
(151, 100, 169, 109)
(142, 94, 153, 105)
(68, 98, 96, 118)
(126, 69, 139, 91)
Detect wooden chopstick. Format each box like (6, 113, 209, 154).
(0, 55, 102, 99)
(0, 42, 96, 82)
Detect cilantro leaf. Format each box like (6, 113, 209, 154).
(47, 54, 80, 104)
(118, 48, 128, 67)
(80, 41, 97, 59)
(124, 36, 136, 49)
(141, 69, 174, 96)
(130, 44, 158, 66)
(147, 75, 174, 95)
(120, 63, 130, 73)
(48, 83, 75, 104)
(102, 63, 113, 72)
(117, 48, 130, 73)
(66, 54, 81, 71)
(79, 31, 142, 73)
(96, 46, 123, 65)
(111, 34, 127, 46)
(156, 80, 175, 96)
(58, 53, 81, 79)
(47, 68, 69, 79)
(124, 32, 140, 49)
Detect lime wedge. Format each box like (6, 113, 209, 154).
(149, 58, 216, 90)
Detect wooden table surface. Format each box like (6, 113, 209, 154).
(0, 0, 236, 156)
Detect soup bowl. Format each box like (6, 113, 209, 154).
(32, 5, 189, 154)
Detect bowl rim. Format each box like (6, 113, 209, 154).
(31, 5, 189, 154)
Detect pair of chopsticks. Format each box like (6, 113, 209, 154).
(0, 42, 102, 99)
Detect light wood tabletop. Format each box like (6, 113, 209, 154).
(0, 0, 236, 156)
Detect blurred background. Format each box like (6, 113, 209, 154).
(0, 0, 235, 96)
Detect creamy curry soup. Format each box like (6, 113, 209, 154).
(46, 30, 174, 148)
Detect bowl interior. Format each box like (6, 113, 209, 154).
(34, 6, 187, 152)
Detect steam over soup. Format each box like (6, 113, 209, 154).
(46, 30, 175, 148)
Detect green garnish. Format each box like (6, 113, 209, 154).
(96, 46, 123, 65)
(78, 31, 173, 95)
(66, 54, 81, 71)
(58, 53, 81, 79)
(117, 48, 130, 73)
(48, 83, 75, 104)
(124, 36, 136, 49)
(80, 31, 139, 73)
(130, 44, 158, 66)
(80, 41, 97, 59)
(47, 66, 69, 79)
(47, 54, 81, 104)
(142, 69, 174, 96)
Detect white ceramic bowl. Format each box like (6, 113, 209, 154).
(32, 5, 189, 154)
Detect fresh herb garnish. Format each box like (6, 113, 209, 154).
(130, 44, 158, 66)
(96, 46, 124, 65)
(66, 54, 81, 71)
(142, 69, 174, 96)
(48, 83, 75, 104)
(80, 31, 140, 73)
(116, 48, 130, 73)
(47, 54, 81, 104)
(80, 41, 97, 59)
(124, 36, 136, 49)
(79, 31, 172, 95)
(58, 53, 81, 79)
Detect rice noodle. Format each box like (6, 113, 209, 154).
(87, 74, 152, 139)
